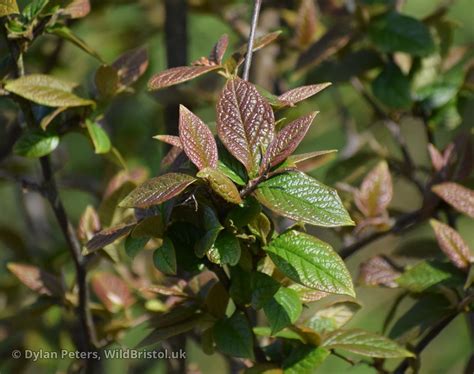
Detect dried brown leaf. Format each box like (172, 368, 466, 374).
(430, 219, 473, 270)
(216, 78, 275, 175)
(179, 105, 218, 170)
(432, 182, 474, 218)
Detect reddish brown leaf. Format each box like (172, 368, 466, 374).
(430, 219, 473, 270)
(432, 182, 474, 218)
(209, 34, 229, 65)
(77, 205, 101, 243)
(112, 47, 149, 87)
(295, 0, 318, 48)
(103, 168, 148, 199)
(354, 161, 393, 217)
(148, 65, 220, 91)
(296, 24, 353, 73)
(428, 143, 445, 172)
(63, 0, 91, 19)
(119, 173, 196, 209)
(179, 105, 218, 170)
(153, 135, 183, 149)
(92, 272, 134, 312)
(261, 112, 318, 172)
(7, 263, 64, 297)
(358, 256, 400, 288)
(161, 146, 184, 169)
(278, 83, 331, 106)
(229, 31, 282, 69)
(86, 222, 136, 252)
(216, 78, 275, 175)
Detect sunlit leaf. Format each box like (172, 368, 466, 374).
(14, 129, 59, 158)
(263, 287, 302, 334)
(430, 219, 473, 270)
(322, 329, 414, 358)
(213, 311, 254, 359)
(62, 0, 90, 19)
(369, 11, 435, 56)
(265, 230, 355, 297)
(148, 65, 219, 91)
(255, 171, 354, 227)
(283, 345, 330, 374)
(7, 263, 63, 297)
(86, 120, 111, 154)
(432, 182, 474, 218)
(91, 272, 134, 312)
(153, 135, 183, 149)
(278, 84, 331, 106)
(0, 0, 19, 17)
(261, 112, 317, 171)
(119, 173, 196, 209)
(279, 150, 337, 173)
(85, 222, 135, 253)
(179, 105, 218, 170)
(358, 256, 400, 288)
(307, 300, 361, 334)
(217, 77, 275, 176)
(197, 167, 242, 204)
(153, 237, 177, 275)
(5, 74, 94, 107)
(354, 161, 393, 217)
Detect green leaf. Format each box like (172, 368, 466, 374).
(372, 63, 411, 109)
(153, 237, 177, 275)
(263, 287, 302, 334)
(396, 260, 464, 293)
(124, 235, 149, 258)
(217, 141, 248, 186)
(213, 311, 254, 359)
(226, 196, 261, 228)
(119, 173, 196, 209)
(86, 120, 111, 154)
(168, 222, 204, 272)
(197, 167, 242, 204)
(251, 272, 280, 309)
(207, 231, 241, 266)
(0, 0, 19, 16)
(5, 74, 94, 108)
(48, 25, 103, 62)
(22, 0, 49, 20)
(369, 11, 436, 56)
(195, 205, 223, 258)
(14, 129, 59, 158)
(255, 171, 354, 227)
(265, 230, 355, 297)
(307, 300, 361, 334)
(95, 65, 119, 98)
(283, 345, 330, 374)
(229, 266, 252, 305)
(322, 329, 414, 358)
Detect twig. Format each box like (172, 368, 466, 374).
(339, 210, 421, 259)
(242, 0, 263, 81)
(350, 77, 424, 193)
(2, 23, 98, 356)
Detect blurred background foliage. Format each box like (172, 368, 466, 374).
(0, 0, 473, 373)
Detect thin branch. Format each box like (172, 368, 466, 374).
(242, 0, 263, 81)
(339, 210, 422, 259)
(2, 23, 98, 355)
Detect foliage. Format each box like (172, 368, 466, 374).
(0, 0, 472, 373)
